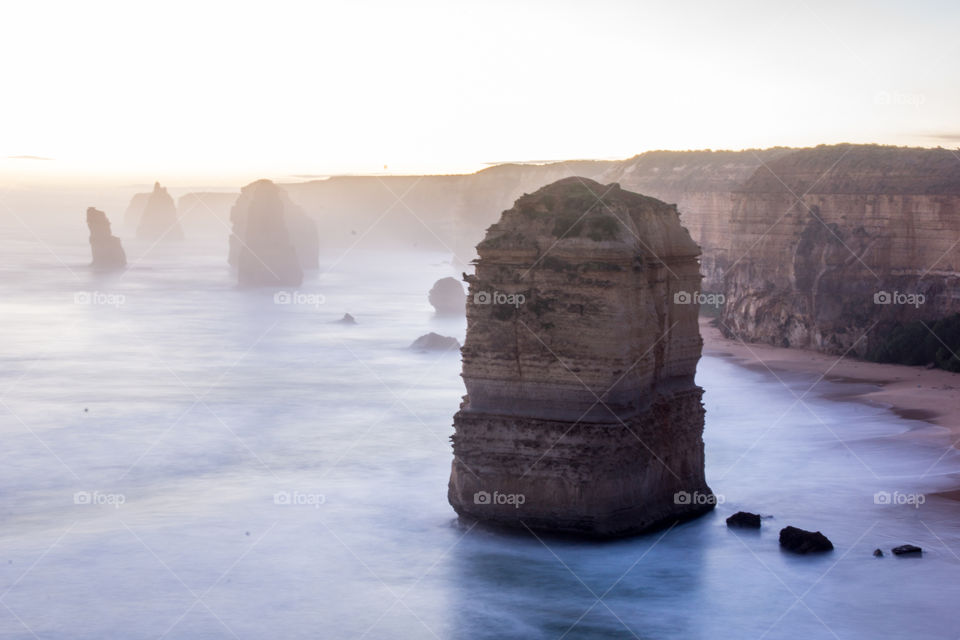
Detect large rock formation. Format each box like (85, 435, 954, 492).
(448, 177, 713, 538)
(229, 180, 304, 287)
(137, 182, 185, 242)
(86, 207, 126, 270)
(428, 277, 466, 315)
(228, 181, 318, 273)
(720, 145, 960, 355)
(122, 191, 151, 233)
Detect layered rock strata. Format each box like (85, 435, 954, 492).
(86, 207, 126, 270)
(137, 182, 185, 242)
(448, 177, 713, 537)
(720, 145, 960, 355)
(229, 180, 304, 287)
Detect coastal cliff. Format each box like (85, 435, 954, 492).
(719, 145, 960, 355)
(448, 177, 713, 537)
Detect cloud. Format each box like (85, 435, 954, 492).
(7, 155, 54, 161)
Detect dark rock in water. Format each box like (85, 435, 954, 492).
(726, 511, 762, 528)
(429, 277, 466, 315)
(336, 313, 357, 325)
(411, 332, 460, 351)
(229, 180, 304, 287)
(86, 207, 126, 270)
(137, 182, 185, 242)
(779, 526, 834, 553)
(229, 181, 318, 271)
(891, 544, 922, 556)
(873, 548, 884, 557)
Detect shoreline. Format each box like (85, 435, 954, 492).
(699, 317, 960, 452)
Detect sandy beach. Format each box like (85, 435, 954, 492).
(700, 317, 960, 449)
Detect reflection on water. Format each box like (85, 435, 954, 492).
(0, 231, 958, 639)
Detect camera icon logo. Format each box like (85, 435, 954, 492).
(73, 491, 91, 504)
(274, 291, 292, 304)
(74, 291, 92, 305)
(673, 291, 691, 305)
(874, 491, 891, 505)
(474, 291, 491, 305)
(673, 491, 691, 505)
(273, 491, 291, 505)
(473, 491, 491, 505)
(874, 291, 891, 304)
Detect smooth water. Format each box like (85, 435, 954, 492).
(1, 225, 959, 639)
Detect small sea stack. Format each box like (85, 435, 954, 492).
(448, 177, 713, 538)
(229, 180, 304, 287)
(429, 277, 466, 315)
(86, 207, 126, 270)
(137, 182, 185, 242)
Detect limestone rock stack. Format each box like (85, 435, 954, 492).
(720, 145, 960, 355)
(428, 277, 466, 315)
(229, 180, 304, 287)
(448, 177, 713, 537)
(86, 207, 126, 270)
(137, 182, 185, 242)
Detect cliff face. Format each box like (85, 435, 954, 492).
(720, 145, 960, 354)
(86, 207, 126, 270)
(137, 182, 185, 242)
(229, 180, 304, 287)
(448, 177, 713, 537)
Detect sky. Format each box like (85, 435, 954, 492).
(1, 0, 957, 186)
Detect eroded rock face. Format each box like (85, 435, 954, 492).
(86, 207, 126, 270)
(137, 182, 185, 242)
(229, 180, 304, 287)
(428, 277, 466, 315)
(720, 145, 960, 355)
(448, 177, 713, 538)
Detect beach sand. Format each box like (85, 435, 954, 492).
(700, 317, 960, 449)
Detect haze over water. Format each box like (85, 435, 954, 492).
(1, 232, 958, 639)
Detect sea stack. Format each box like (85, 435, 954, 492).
(448, 177, 713, 537)
(429, 277, 467, 315)
(86, 207, 126, 270)
(229, 180, 304, 287)
(137, 182, 185, 242)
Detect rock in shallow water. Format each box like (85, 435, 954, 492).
(726, 511, 762, 528)
(448, 177, 714, 538)
(891, 544, 922, 556)
(779, 526, 834, 553)
(410, 333, 460, 351)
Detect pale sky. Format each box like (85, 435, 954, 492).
(1, 0, 957, 186)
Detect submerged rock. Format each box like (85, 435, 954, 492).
(411, 333, 460, 351)
(229, 180, 304, 287)
(137, 182, 184, 242)
(86, 207, 126, 270)
(873, 548, 884, 557)
(779, 526, 834, 553)
(428, 277, 466, 315)
(726, 511, 762, 528)
(336, 313, 357, 325)
(891, 544, 922, 556)
(448, 177, 712, 538)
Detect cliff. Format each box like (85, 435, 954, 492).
(137, 182, 185, 242)
(86, 207, 126, 270)
(448, 177, 713, 537)
(229, 180, 304, 287)
(719, 144, 960, 355)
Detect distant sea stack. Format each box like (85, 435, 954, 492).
(428, 277, 466, 315)
(86, 207, 126, 270)
(720, 145, 960, 355)
(229, 180, 304, 287)
(136, 182, 185, 242)
(448, 177, 714, 537)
